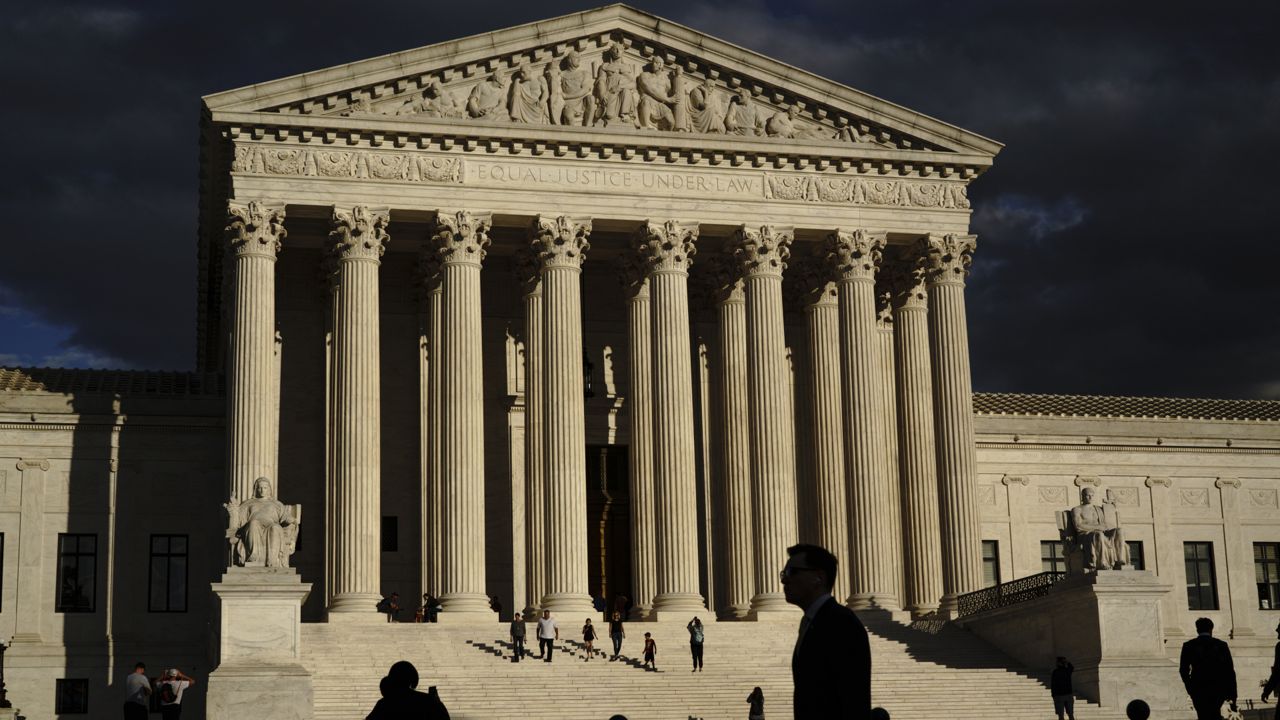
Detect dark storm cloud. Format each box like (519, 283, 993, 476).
(3, 0, 1277, 397)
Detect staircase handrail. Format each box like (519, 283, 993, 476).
(956, 571, 1066, 619)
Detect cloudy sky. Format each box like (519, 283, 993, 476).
(2, 0, 1276, 398)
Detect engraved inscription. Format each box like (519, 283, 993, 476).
(471, 162, 761, 196)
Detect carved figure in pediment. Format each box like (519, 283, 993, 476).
(766, 105, 825, 140)
(552, 51, 593, 126)
(725, 89, 764, 136)
(833, 116, 873, 143)
(636, 56, 686, 131)
(688, 76, 727, 134)
(592, 42, 637, 127)
(396, 80, 462, 119)
(224, 477, 300, 569)
(466, 70, 508, 119)
(508, 61, 550, 124)
(341, 97, 374, 117)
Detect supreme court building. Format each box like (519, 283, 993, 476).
(3, 5, 1280, 718)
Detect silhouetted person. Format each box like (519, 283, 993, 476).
(747, 686, 765, 720)
(122, 661, 151, 720)
(365, 660, 449, 720)
(687, 617, 705, 671)
(1262, 621, 1280, 719)
(1180, 617, 1237, 719)
(489, 594, 503, 617)
(870, 709, 890, 720)
(642, 632, 657, 670)
(377, 592, 401, 623)
(1126, 699, 1151, 720)
(153, 667, 195, 720)
(783, 542, 871, 720)
(1051, 656, 1075, 720)
(608, 610, 626, 660)
(509, 612, 526, 662)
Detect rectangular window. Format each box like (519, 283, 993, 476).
(1040, 540, 1065, 574)
(149, 535, 188, 613)
(56, 534, 96, 613)
(1127, 541, 1145, 571)
(1255, 542, 1280, 610)
(982, 540, 1001, 586)
(55, 678, 89, 714)
(381, 516, 398, 553)
(1185, 542, 1219, 611)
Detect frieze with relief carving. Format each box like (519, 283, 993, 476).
(233, 145, 462, 184)
(764, 173, 970, 209)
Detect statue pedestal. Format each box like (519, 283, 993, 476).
(208, 567, 313, 720)
(957, 570, 1182, 713)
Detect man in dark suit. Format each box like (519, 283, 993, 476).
(1179, 617, 1237, 720)
(1261, 621, 1280, 720)
(783, 542, 871, 720)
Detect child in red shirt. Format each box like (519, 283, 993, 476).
(643, 632, 657, 670)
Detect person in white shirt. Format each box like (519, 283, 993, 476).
(153, 667, 196, 720)
(537, 610, 560, 663)
(122, 662, 151, 720)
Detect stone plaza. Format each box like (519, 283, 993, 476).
(1, 5, 1279, 718)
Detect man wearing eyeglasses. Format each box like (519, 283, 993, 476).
(782, 543, 871, 720)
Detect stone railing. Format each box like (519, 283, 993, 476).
(955, 571, 1066, 619)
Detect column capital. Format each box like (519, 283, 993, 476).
(434, 209, 492, 266)
(731, 224, 793, 279)
(824, 228, 885, 283)
(226, 200, 286, 258)
(330, 205, 390, 262)
(923, 233, 977, 285)
(531, 215, 592, 270)
(636, 220, 699, 274)
(618, 255, 650, 301)
(514, 246, 543, 297)
(414, 246, 443, 295)
(886, 252, 929, 312)
(874, 285, 894, 329)
(788, 257, 838, 310)
(701, 254, 745, 306)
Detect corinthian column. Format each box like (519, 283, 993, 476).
(516, 249, 548, 618)
(531, 215, 594, 614)
(621, 257, 657, 619)
(328, 205, 388, 614)
(923, 234, 983, 612)
(826, 229, 898, 610)
(637, 220, 706, 615)
(224, 200, 285, 502)
(732, 225, 800, 618)
(434, 210, 494, 616)
(708, 257, 753, 619)
(416, 251, 444, 602)
(795, 258, 851, 603)
(876, 284, 906, 606)
(891, 252, 944, 615)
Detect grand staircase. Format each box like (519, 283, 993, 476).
(303, 613, 1136, 720)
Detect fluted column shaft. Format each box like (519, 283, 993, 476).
(328, 205, 388, 613)
(924, 234, 983, 610)
(876, 286, 906, 606)
(827, 230, 897, 609)
(799, 271, 850, 604)
(622, 261, 657, 618)
(639, 221, 706, 614)
(435, 210, 493, 615)
(713, 263, 754, 618)
(733, 225, 799, 616)
(417, 254, 444, 600)
(892, 257, 944, 615)
(518, 252, 548, 617)
(533, 215, 595, 614)
(224, 200, 285, 502)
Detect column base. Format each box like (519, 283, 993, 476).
(628, 604, 654, 621)
(650, 592, 706, 615)
(328, 592, 382, 614)
(715, 603, 752, 621)
(440, 592, 492, 614)
(541, 592, 595, 615)
(746, 592, 801, 622)
(847, 593, 902, 612)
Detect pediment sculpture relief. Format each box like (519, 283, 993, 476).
(339, 42, 888, 147)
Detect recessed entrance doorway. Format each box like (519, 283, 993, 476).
(585, 445, 631, 612)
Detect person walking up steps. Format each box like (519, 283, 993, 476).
(537, 609, 559, 662)
(747, 687, 765, 720)
(609, 611, 626, 660)
(583, 618, 599, 660)
(1051, 656, 1075, 720)
(687, 617, 705, 672)
(642, 632, 658, 671)
(510, 612, 527, 662)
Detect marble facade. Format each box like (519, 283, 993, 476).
(1, 5, 1279, 718)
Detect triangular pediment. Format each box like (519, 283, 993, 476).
(204, 5, 1000, 158)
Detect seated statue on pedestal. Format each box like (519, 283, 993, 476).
(224, 477, 301, 568)
(1059, 486, 1128, 573)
